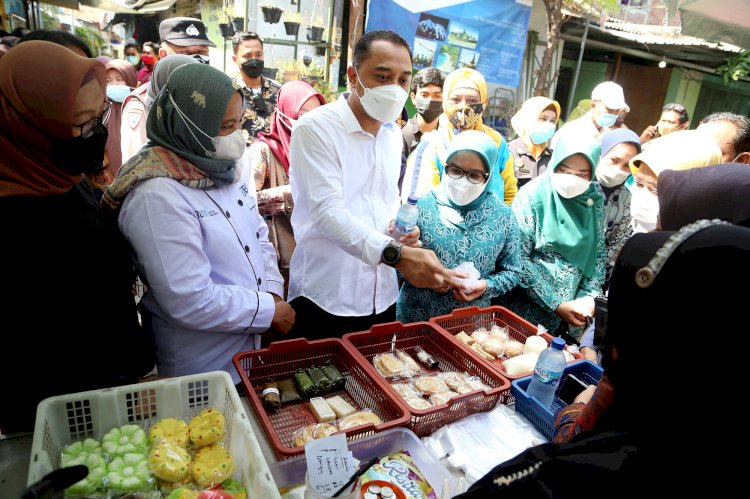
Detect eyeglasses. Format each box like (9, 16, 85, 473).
(445, 164, 489, 184)
(72, 102, 111, 138)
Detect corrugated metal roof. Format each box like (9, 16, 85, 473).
(603, 18, 743, 53)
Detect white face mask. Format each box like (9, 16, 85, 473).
(442, 175, 485, 206)
(212, 129, 245, 161)
(354, 70, 409, 123)
(550, 172, 590, 198)
(277, 109, 297, 131)
(595, 162, 630, 188)
(630, 184, 659, 233)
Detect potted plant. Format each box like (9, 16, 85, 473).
(231, 16, 245, 32)
(302, 59, 325, 84)
(283, 11, 302, 37)
(219, 22, 235, 38)
(307, 16, 325, 42)
(280, 59, 301, 83)
(260, 3, 284, 24)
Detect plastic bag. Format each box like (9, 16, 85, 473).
(451, 262, 481, 293)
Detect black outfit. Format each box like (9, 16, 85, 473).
(0, 182, 155, 433)
(287, 296, 396, 340)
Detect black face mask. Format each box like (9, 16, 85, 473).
(414, 97, 443, 124)
(51, 123, 109, 175)
(192, 54, 210, 65)
(241, 58, 264, 79)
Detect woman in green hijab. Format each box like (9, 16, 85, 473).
(396, 130, 522, 323)
(104, 63, 295, 384)
(496, 135, 605, 338)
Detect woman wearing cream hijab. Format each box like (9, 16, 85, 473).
(628, 129, 722, 233)
(401, 68, 518, 205)
(509, 96, 561, 188)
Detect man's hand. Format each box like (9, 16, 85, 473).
(270, 300, 295, 336)
(452, 279, 487, 302)
(387, 220, 422, 247)
(640, 125, 658, 143)
(554, 301, 587, 327)
(396, 246, 464, 291)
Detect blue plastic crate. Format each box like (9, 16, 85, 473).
(511, 360, 604, 440)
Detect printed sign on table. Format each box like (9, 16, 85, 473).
(366, 0, 532, 87)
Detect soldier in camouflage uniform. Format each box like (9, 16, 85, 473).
(231, 31, 281, 144)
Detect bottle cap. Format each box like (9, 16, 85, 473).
(407, 195, 418, 205)
(551, 337, 566, 350)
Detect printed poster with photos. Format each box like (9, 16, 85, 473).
(365, 0, 532, 87)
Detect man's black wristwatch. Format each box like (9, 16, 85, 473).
(381, 240, 403, 267)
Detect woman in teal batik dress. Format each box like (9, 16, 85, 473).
(396, 131, 521, 323)
(497, 136, 606, 338)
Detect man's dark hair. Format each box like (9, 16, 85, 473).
(410, 67, 445, 94)
(231, 31, 263, 54)
(142, 41, 159, 53)
(19, 30, 93, 57)
(1, 36, 19, 49)
(662, 102, 689, 124)
(124, 41, 141, 52)
(352, 30, 412, 69)
(700, 111, 750, 154)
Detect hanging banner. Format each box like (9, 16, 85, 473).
(365, 0, 532, 87)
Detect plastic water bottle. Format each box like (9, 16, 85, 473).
(393, 195, 419, 240)
(526, 337, 567, 409)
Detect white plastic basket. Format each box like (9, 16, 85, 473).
(27, 371, 280, 498)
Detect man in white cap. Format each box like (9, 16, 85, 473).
(551, 81, 628, 149)
(158, 16, 216, 63)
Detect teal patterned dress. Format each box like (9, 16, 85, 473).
(498, 178, 606, 334)
(396, 191, 522, 323)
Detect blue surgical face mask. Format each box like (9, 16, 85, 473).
(126, 54, 140, 66)
(529, 121, 556, 145)
(595, 108, 618, 128)
(106, 85, 131, 103)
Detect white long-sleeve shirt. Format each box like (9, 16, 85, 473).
(288, 96, 401, 316)
(118, 153, 283, 383)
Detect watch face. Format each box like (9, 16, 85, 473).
(383, 245, 400, 264)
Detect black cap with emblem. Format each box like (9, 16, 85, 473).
(159, 17, 217, 48)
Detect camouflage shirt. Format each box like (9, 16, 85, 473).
(234, 74, 281, 143)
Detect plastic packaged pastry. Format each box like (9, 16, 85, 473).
(403, 397, 433, 410)
(429, 390, 457, 406)
(292, 422, 338, 447)
(395, 350, 422, 373)
(321, 360, 346, 390)
(191, 444, 234, 488)
(413, 376, 449, 396)
(188, 407, 226, 447)
(149, 418, 189, 447)
(148, 437, 191, 482)
(338, 410, 382, 430)
(373, 352, 411, 378)
(278, 378, 302, 403)
(390, 382, 421, 400)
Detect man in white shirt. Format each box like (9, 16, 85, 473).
(288, 30, 460, 339)
(551, 81, 628, 150)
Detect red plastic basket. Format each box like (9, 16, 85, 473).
(233, 338, 411, 459)
(342, 322, 511, 437)
(429, 306, 583, 381)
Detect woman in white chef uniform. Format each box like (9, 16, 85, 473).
(104, 63, 295, 384)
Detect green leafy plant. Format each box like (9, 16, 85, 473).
(74, 26, 106, 56)
(716, 50, 750, 83)
(285, 11, 302, 23)
(311, 16, 325, 28)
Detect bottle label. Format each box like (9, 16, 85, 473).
(393, 219, 414, 235)
(533, 365, 562, 385)
(261, 387, 280, 397)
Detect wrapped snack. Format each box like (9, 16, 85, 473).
(321, 360, 346, 390)
(306, 365, 332, 393)
(470, 342, 495, 360)
(524, 335, 548, 355)
(563, 349, 575, 362)
(504, 339, 524, 358)
(292, 422, 338, 447)
(390, 382, 421, 400)
(451, 261, 481, 293)
(148, 437, 191, 482)
(325, 395, 356, 418)
(278, 378, 302, 403)
(395, 349, 422, 373)
(361, 451, 436, 499)
(481, 338, 506, 358)
(168, 480, 246, 499)
(413, 346, 439, 369)
(438, 371, 468, 392)
(262, 380, 281, 410)
(309, 397, 336, 423)
(338, 410, 382, 430)
(294, 368, 317, 398)
(489, 325, 510, 342)
(102, 424, 148, 456)
(149, 418, 189, 447)
(106, 452, 153, 492)
(470, 328, 489, 344)
(404, 397, 433, 410)
(61, 450, 107, 496)
(189, 407, 226, 447)
(413, 376, 449, 396)
(455, 331, 474, 346)
(501, 352, 539, 376)
(61, 438, 102, 465)
(191, 444, 234, 488)
(373, 352, 410, 378)
(429, 390, 457, 406)
(465, 376, 491, 392)
(157, 475, 193, 496)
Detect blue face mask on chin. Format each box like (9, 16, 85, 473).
(106, 85, 132, 103)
